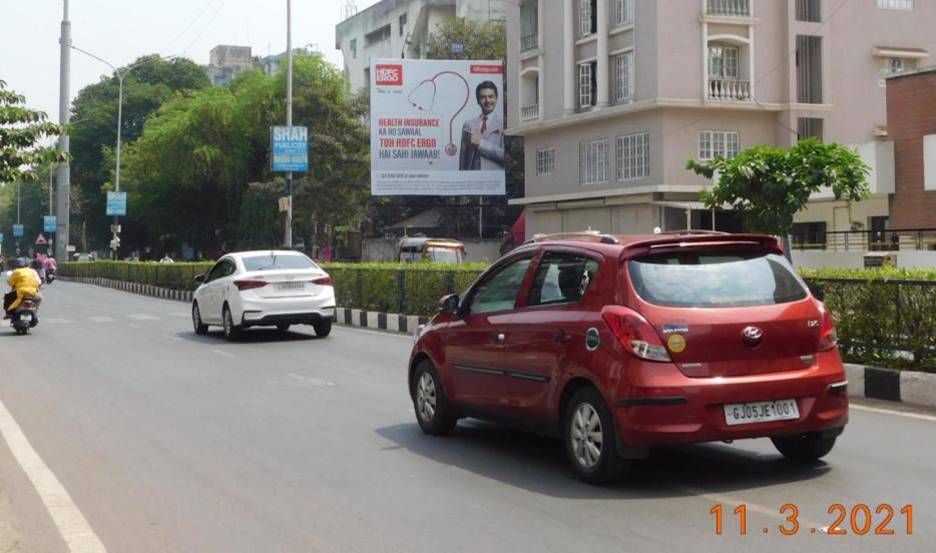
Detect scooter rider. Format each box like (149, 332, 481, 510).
(5, 258, 41, 318)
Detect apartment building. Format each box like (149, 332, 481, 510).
(207, 45, 255, 86)
(335, 0, 507, 91)
(505, 0, 935, 238)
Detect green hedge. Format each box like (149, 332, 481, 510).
(59, 262, 936, 371)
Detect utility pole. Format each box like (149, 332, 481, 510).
(55, 0, 71, 260)
(284, 0, 294, 249)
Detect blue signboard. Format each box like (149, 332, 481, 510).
(106, 191, 127, 216)
(450, 42, 465, 55)
(44, 215, 57, 233)
(271, 126, 309, 172)
(12, 225, 24, 238)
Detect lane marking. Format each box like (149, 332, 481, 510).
(335, 325, 413, 341)
(0, 397, 107, 552)
(211, 349, 237, 360)
(127, 314, 159, 321)
(282, 373, 336, 388)
(851, 403, 936, 422)
(87, 316, 115, 323)
(128, 324, 141, 329)
(43, 318, 72, 325)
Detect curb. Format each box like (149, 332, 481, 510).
(62, 276, 195, 303)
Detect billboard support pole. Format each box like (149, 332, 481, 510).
(284, 0, 294, 249)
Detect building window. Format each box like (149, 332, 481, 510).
(578, 61, 597, 110)
(350, 39, 357, 58)
(699, 131, 740, 160)
(579, 0, 597, 36)
(365, 24, 391, 47)
(399, 13, 407, 35)
(792, 222, 828, 249)
(797, 118, 824, 142)
(616, 132, 650, 181)
(520, 1, 538, 51)
(536, 148, 556, 175)
(796, 35, 823, 103)
(877, 0, 913, 9)
(580, 139, 610, 184)
(709, 45, 739, 78)
(795, 0, 821, 21)
(612, 0, 635, 27)
(612, 51, 634, 104)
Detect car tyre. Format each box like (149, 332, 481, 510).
(222, 305, 241, 342)
(771, 432, 837, 462)
(313, 319, 332, 338)
(192, 302, 208, 335)
(412, 360, 457, 435)
(564, 387, 630, 484)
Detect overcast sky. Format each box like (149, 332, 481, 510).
(1, 0, 381, 122)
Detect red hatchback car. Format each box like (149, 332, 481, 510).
(408, 231, 849, 483)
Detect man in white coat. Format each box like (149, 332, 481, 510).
(459, 81, 504, 171)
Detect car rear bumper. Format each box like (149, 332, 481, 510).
(612, 351, 849, 446)
(241, 310, 334, 327)
(234, 291, 336, 327)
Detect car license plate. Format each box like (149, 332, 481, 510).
(724, 399, 799, 426)
(20, 313, 32, 322)
(276, 281, 304, 291)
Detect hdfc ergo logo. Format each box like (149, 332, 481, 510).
(375, 64, 403, 86)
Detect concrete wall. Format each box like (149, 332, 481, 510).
(793, 249, 936, 270)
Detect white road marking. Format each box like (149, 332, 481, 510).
(851, 403, 936, 422)
(169, 313, 191, 318)
(211, 349, 237, 359)
(87, 316, 115, 323)
(127, 314, 159, 321)
(336, 325, 413, 341)
(163, 334, 184, 342)
(43, 318, 71, 325)
(0, 397, 107, 553)
(282, 373, 336, 388)
(128, 324, 141, 329)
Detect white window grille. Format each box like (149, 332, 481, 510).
(578, 62, 595, 109)
(616, 132, 650, 181)
(579, 0, 594, 36)
(536, 148, 556, 175)
(877, 0, 913, 10)
(699, 131, 740, 160)
(612, 51, 635, 104)
(580, 139, 610, 184)
(612, 0, 635, 27)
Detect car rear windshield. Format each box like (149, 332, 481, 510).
(628, 251, 807, 308)
(242, 254, 317, 272)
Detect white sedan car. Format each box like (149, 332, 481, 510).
(191, 251, 336, 340)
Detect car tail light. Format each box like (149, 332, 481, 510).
(234, 279, 268, 291)
(818, 306, 838, 351)
(311, 276, 333, 286)
(600, 305, 671, 362)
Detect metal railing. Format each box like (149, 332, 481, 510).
(520, 32, 538, 52)
(520, 104, 540, 121)
(706, 0, 751, 17)
(708, 77, 752, 101)
(792, 228, 936, 252)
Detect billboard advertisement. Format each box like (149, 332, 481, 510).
(106, 191, 127, 216)
(271, 125, 309, 172)
(370, 59, 505, 196)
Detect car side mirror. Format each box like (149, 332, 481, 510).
(194, 274, 207, 284)
(439, 294, 460, 316)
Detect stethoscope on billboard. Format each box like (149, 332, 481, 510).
(407, 71, 469, 157)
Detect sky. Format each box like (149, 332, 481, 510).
(0, 0, 382, 122)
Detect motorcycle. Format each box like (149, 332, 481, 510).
(45, 268, 56, 284)
(10, 295, 40, 335)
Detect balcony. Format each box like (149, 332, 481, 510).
(708, 78, 751, 101)
(706, 0, 751, 17)
(521, 33, 538, 52)
(521, 104, 540, 122)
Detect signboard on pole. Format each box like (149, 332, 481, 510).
(12, 225, 23, 238)
(271, 126, 309, 172)
(106, 191, 127, 216)
(370, 59, 506, 196)
(450, 42, 465, 55)
(44, 215, 57, 233)
(35, 234, 48, 246)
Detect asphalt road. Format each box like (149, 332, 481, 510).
(0, 281, 933, 552)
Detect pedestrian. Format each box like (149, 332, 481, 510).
(160, 253, 174, 263)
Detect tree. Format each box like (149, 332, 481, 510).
(687, 139, 871, 241)
(424, 18, 506, 61)
(0, 80, 64, 183)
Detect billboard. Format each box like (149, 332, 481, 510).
(370, 59, 505, 196)
(106, 191, 127, 216)
(44, 215, 57, 233)
(271, 126, 309, 172)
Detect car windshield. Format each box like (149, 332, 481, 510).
(242, 254, 317, 272)
(426, 247, 462, 264)
(628, 250, 808, 308)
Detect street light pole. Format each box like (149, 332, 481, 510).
(55, 0, 71, 260)
(284, 0, 294, 249)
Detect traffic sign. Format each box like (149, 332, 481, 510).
(44, 215, 57, 233)
(106, 191, 127, 216)
(12, 225, 23, 238)
(35, 233, 48, 246)
(271, 126, 309, 172)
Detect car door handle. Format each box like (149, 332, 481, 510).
(553, 331, 571, 343)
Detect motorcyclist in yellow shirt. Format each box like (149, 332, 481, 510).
(4, 258, 41, 317)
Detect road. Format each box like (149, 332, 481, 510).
(0, 281, 932, 552)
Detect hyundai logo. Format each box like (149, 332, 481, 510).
(741, 326, 764, 347)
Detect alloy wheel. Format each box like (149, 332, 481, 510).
(570, 402, 603, 469)
(415, 372, 437, 422)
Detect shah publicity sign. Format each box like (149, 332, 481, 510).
(271, 126, 309, 172)
(370, 59, 505, 196)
